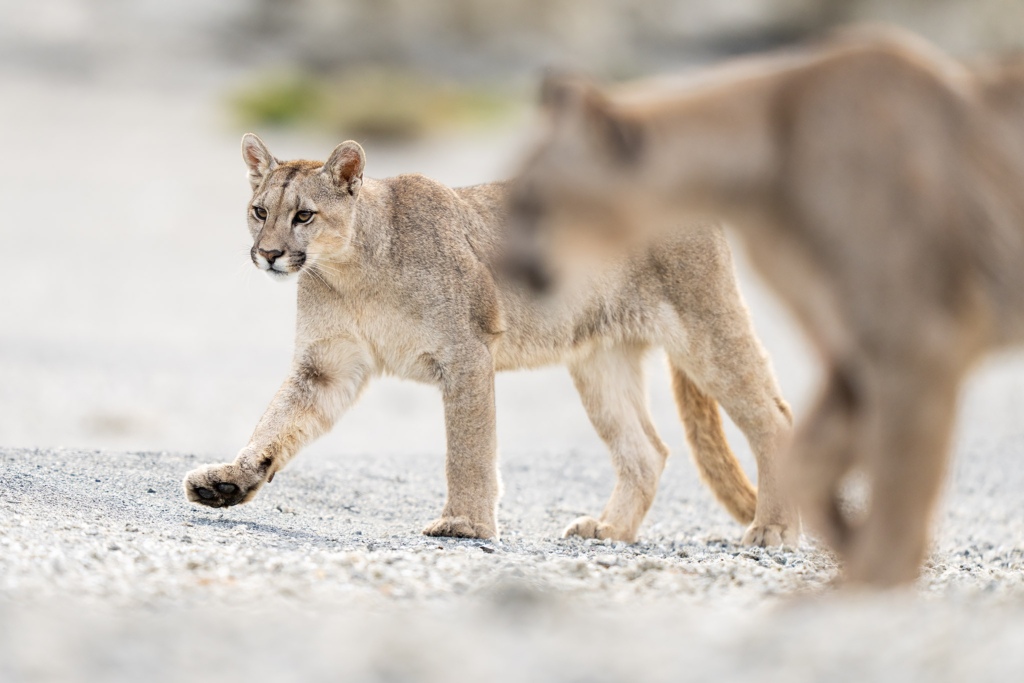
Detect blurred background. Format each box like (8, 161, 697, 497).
(2, 0, 1024, 465)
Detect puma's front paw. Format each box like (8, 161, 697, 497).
(741, 521, 800, 548)
(562, 516, 634, 543)
(422, 516, 496, 539)
(183, 463, 264, 508)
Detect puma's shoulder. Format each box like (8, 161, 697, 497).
(379, 174, 507, 240)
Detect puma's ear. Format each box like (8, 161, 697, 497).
(539, 70, 594, 114)
(322, 140, 365, 195)
(241, 133, 278, 190)
(540, 72, 644, 163)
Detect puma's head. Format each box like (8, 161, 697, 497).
(512, 74, 648, 236)
(506, 75, 649, 290)
(241, 133, 365, 280)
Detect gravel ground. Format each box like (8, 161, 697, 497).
(5, 70, 1024, 682)
(4, 427, 1024, 681)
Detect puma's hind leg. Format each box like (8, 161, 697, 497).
(564, 344, 669, 543)
(668, 320, 799, 547)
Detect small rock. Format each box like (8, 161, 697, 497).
(479, 544, 495, 554)
(147, 488, 156, 494)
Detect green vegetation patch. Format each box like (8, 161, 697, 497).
(230, 67, 516, 140)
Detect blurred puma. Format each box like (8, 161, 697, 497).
(512, 26, 1024, 585)
(181, 134, 797, 546)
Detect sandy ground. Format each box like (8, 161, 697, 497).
(3, 74, 1024, 680)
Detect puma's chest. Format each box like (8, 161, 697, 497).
(298, 291, 455, 384)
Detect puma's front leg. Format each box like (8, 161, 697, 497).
(423, 347, 500, 539)
(184, 337, 372, 508)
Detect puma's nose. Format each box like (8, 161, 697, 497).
(258, 249, 283, 264)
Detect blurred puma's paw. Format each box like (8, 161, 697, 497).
(183, 462, 264, 508)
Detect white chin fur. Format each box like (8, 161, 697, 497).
(265, 268, 296, 281)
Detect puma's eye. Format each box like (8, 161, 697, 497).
(294, 210, 314, 224)
(253, 206, 268, 220)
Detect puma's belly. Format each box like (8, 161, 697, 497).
(491, 297, 687, 373)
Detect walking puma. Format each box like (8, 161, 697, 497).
(182, 134, 797, 546)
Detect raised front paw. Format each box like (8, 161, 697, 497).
(183, 463, 264, 508)
(741, 521, 800, 548)
(422, 516, 496, 540)
(562, 515, 634, 543)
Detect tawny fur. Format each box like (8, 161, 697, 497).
(672, 368, 757, 525)
(182, 135, 797, 546)
(512, 25, 1024, 584)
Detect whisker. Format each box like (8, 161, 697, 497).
(306, 264, 334, 292)
(307, 254, 349, 267)
(310, 264, 343, 279)
(315, 264, 342, 288)
(233, 258, 255, 279)
(308, 268, 327, 288)
(312, 262, 335, 281)
(307, 258, 344, 278)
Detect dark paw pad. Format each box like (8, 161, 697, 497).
(183, 465, 258, 508)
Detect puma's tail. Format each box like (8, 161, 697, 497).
(670, 365, 757, 525)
